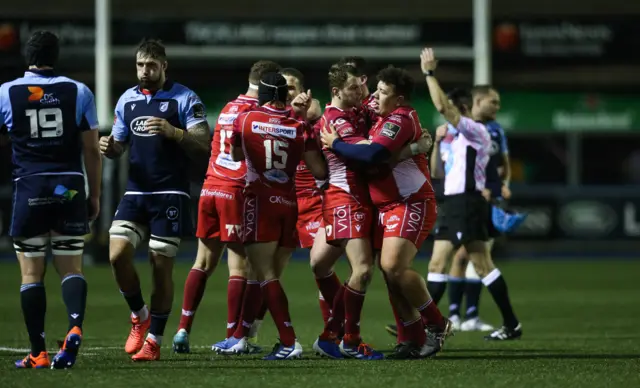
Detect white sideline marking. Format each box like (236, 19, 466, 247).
(0, 344, 212, 354)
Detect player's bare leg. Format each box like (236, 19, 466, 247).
(14, 235, 50, 369)
(132, 237, 179, 362)
(49, 233, 87, 369)
(425, 240, 454, 305)
(173, 238, 225, 353)
(108, 221, 151, 355)
(243, 242, 302, 360)
(380, 237, 451, 358)
(463, 240, 521, 340)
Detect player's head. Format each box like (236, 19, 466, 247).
(258, 72, 288, 107)
(471, 85, 501, 121)
(249, 60, 282, 89)
(24, 31, 59, 69)
(339, 56, 369, 94)
(135, 39, 167, 90)
(374, 66, 414, 116)
(328, 63, 363, 108)
(447, 88, 473, 117)
(280, 68, 305, 104)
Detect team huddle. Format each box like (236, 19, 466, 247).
(2, 31, 523, 369)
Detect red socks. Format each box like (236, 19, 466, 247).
(178, 269, 208, 332)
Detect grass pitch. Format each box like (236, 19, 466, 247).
(0, 259, 639, 387)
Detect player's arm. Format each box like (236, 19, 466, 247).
(303, 123, 327, 180)
(176, 121, 211, 156)
(421, 48, 461, 127)
(307, 99, 323, 122)
(229, 112, 246, 162)
(0, 85, 10, 144)
(100, 95, 128, 159)
(78, 85, 102, 219)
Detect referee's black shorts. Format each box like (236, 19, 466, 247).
(433, 192, 489, 244)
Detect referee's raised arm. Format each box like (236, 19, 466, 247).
(420, 48, 461, 127)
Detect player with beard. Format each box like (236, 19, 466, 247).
(172, 60, 281, 354)
(420, 48, 522, 341)
(221, 73, 326, 359)
(321, 65, 449, 359)
(100, 39, 211, 361)
(2, 31, 101, 369)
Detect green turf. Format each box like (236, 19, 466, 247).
(0, 259, 639, 387)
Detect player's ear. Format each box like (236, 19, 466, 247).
(162, 61, 168, 72)
(396, 95, 405, 106)
(331, 87, 339, 98)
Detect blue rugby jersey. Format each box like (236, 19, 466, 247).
(0, 69, 98, 179)
(111, 81, 207, 194)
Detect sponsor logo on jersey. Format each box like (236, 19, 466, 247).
(130, 116, 154, 137)
(263, 168, 290, 184)
(218, 113, 238, 125)
(380, 121, 401, 139)
(252, 122, 296, 139)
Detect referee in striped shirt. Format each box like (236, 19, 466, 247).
(420, 48, 522, 340)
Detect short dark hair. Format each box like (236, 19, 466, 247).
(376, 66, 414, 100)
(339, 56, 367, 75)
(249, 60, 282, 85)
(280, 68, 305, 88)
(24, 31, 59, 68)
(471, 84, 496, 99)
(447, 87, 473, 114)
(328, 63, 359, 90)
(136, 38, 167, 61)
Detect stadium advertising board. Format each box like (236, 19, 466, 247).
(493, 19, 639, 65)
(508, 196, 640, 240)
(200, 91, 640, 133)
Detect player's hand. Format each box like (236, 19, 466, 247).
(88, 196, 100, 222)
(99, 135, 120, 158)
(416, 128, 433, 154)
(435, 124, 447, 142)
(292, 89, 313, 118)
(501, 184, 512, 200)
(146, 117, 178, 139)
(481, 188, 491, 202)
(320, 122, 340, 149)
(420, 48, 438, 72)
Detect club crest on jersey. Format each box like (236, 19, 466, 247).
(252, 122, 296, 139)
(263, 168, 290, 184)
(380, 122, 401, 139)
(130, 116, 154, 137)
(159, 101, 169, 112)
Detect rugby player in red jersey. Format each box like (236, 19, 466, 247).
(321, 66, 451, 359)
(280, 68, 336, 324)
(172, 60, 281, 354)
(339, 56, 377, 110)
(307, 63, 383, 360)
(220, 73, 327, 359)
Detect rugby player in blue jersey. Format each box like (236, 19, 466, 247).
(99, 39, 210, 361)
(0, 31, 102, 369)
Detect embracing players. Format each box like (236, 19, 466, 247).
(1, 30, 101, 369)
(321, 65, 450, 359)
(222, 73, 326, 359)
(99, 39, 211, 361)
(173, 60, 281, 354)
